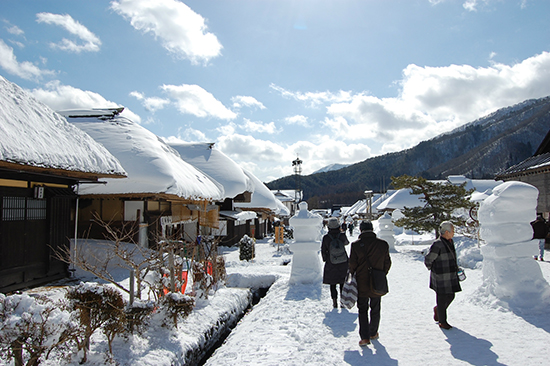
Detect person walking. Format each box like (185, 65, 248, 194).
(321, 217, 349, 308)
(531, 214, 548, 261)
(349, 221, 391, 346)
(424, 221, 461, 330)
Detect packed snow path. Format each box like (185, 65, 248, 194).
(212, 236, 550, 366)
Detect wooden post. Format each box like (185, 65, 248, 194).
(129, 270, 135, 305)
(169, 247, 175, 293)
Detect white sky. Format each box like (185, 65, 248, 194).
(1, 0, 550, 182)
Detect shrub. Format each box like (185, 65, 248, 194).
(66, 283, 125, 363)
(0, 293, 76, 366)
(158, 292, 195, 328)
(125, 300, 155, 334)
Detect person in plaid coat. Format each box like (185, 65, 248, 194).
(424, 221, 461, 330)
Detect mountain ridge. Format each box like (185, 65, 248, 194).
(267, 96, 550, 207)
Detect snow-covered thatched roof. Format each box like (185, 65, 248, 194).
(376, 188, 424, 211)
(59, 109, 224, 201)
(0, 75, 126, 179)
(234, 169, 285, 214)
(168, 142, 253, 200)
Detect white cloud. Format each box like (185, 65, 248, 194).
(463, 0, 478, 11)
(0, 39, 53, 80)
(216, 122, 237, 136)
(231, 95, 266, 110)
(214, 132, 372, 182)
(6, 25, 24, 36)
(270, 83, 353, 107)
(164, 128, 208, 143)
(8, 40, 25, 49)
(36, 13, 101, 53)
(130, 91, 170, 112)
(111, 0, 222, 65)
(429, 0, 523, 11)
(216, 133, 287, 163)
(31, 80, 142, 123)
(520, 0, 528, 9)
(162, 83, 236, 120)
(241, 119, 279, 134)
(284, 115, 310, 127)
(273, 51, 550, 155)
(398, 52, 550, 121)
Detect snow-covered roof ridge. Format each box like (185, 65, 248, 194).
(234, 169, 282, 213)
(0, 75, 126, 178)
(60, 111, 224, 201)
(167, 141, 253, 200)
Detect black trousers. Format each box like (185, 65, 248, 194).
(357, 296, 381, 340)
(436, 292, 455, 325)
(330, 283, 344, 299)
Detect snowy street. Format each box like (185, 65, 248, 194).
(210, 233, 550, 366)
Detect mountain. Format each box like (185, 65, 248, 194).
(267, 96, 550, 207)
(311, 163, 349, 174)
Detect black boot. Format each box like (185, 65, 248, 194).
(333, 298, 338, 308)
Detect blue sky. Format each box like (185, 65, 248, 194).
(1, 0, 550, 183)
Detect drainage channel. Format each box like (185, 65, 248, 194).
(195, 286, 271, 366)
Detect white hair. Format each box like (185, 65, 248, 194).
(439, 221, 454, 235)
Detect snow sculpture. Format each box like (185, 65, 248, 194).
(377, 211, 395, 250)
(289, 202, 323, 284)
(478, 181, 550, 309)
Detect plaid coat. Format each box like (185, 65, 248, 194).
(424, 237, 462, 294)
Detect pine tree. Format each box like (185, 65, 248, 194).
(391, 175, 474, 237)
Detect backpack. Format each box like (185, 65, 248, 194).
(329, 233, 347, 264)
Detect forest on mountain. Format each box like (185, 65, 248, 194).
(267, 96, 550, 208)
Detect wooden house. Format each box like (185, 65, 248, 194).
(59, 109, 224, 248)
(168, 142, 254, 246)
(0, 76, 126, 293)
(495, 130, 550, 216)
(234, 169, 289, 242)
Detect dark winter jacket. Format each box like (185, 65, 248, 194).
(531, 218, 548, 239)
(424, 237, 462, 294)
(348, 231, 391, 298)
(321, 228, 349, 285)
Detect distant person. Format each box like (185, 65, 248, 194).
(341, 218, 348, 233)
(424, 221, 461, 330)
(321, 217, 349, 308)
(531, 214, 548, 261)
(349, 221, 391, 346)
(348, 221, 354, 236)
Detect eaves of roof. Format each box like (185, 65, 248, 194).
(495, 152, 550, 179)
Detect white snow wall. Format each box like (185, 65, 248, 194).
(478, 181, 550, 310)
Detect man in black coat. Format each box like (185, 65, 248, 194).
(424, 221, 462, 330)
(349, 221, 391, 346)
